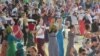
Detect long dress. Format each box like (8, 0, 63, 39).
(79, 20, 85, 35)
(48, 32, 59, 56)
(66, 31, 77, 56)
(57, 28, 64, 56)
(0, 40, 7, 56)
(7, 33, 18, 56)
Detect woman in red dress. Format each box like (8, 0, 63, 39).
(13, 20, 23, 40)
(0, 40, 7, 56)
(79, 18, 85, 35)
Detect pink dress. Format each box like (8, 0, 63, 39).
(13, 25, 23, 39)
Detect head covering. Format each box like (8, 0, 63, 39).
(6, 26, 12, 34)
(17, 43, 23, 49)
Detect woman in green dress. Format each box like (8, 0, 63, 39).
(6, 26, 19, 56)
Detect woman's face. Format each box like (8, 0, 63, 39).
(57, 19, 62, 25)
(39, 18, 43, 25)
(28, 47, 37, 56)
(50, 18, 55, 24)
(80, 51, 87, 56)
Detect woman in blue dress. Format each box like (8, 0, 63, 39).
(48, 18, 59, 56)
(56, 18, 64, 56)
(6, 26, 19, 56)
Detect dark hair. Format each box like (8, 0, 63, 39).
(35, 8, 38, 12)
(32, 47, 37, 52)
(14, 19, 19, 25)
(68, 25, 74, 29)
(91, 37, 97, 43)
(85, 24, 90, 30)
(79, 47, 86, 53)
(5, 1, 8, 5)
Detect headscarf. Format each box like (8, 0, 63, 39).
(6, 26, 12, 35)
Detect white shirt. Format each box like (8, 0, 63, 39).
(36, 25, 45, 39)
(87, 14, 93, 23)
(12, 7, 18, 16)
(71, 15, 78, 25)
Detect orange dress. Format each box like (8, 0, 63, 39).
(0, 40, 7, 56)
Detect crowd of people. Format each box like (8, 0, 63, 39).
(0, 0, 100, 56)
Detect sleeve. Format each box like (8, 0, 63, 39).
(11, 34, 20, 42)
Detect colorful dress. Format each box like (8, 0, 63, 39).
(7, 33, 18, 56)
(57, 28, 64, 56)
(48, 32, 59, 56)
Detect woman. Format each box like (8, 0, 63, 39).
(84, 24, 92, 39)
(19, 12, 28, 45)
(66, 25, 77, 56)
(26, 22, 35, 48)
(13, 20, 23, 40)
(36, 18, 46, 56)
(48, 18, 59, 56)
(56, 18, 64, 56)
(79, 19, 85, 35)
(6, 26, 19, 56)
(0, 40, 7, 56)
(78, 47, 87, 56)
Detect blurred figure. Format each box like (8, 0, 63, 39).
(66, 25, 77, 56)
(6, 26, 19, 56)
(56, 18, 64, 56)
(27, 46, 39, 56)
(48, 18, 59, 56)
(78, 47, 87, 56)
(16, 43, 24, 56)
(0, 40, 7, 56)
(36, 18, 46, 56)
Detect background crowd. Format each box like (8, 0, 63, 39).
(0, 0, 100, 56)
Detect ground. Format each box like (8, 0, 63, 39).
(0, 34, 84, 56)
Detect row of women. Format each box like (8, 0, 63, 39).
(0, 0, 100, 56)
(1, 15, 100, 56)
(0, 14, 65, 56)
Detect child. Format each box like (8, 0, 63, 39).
(16, 43, 24, 56)
(78, 47, 87, 56)
(27, 46, 39, 56)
